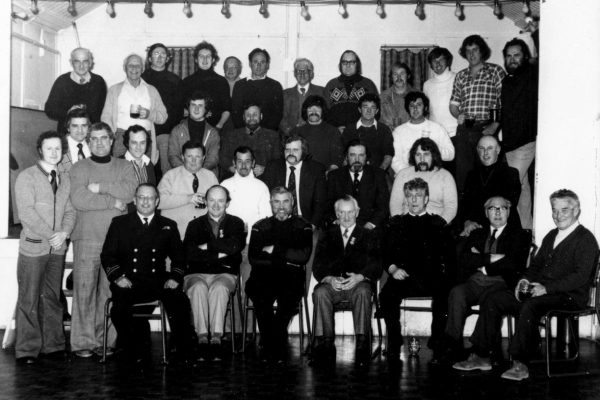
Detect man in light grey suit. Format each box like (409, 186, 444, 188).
(280, 58, 325, 136)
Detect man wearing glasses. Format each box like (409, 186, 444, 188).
(69, 123, 137, 358)
(453, 190, 599, 381)
(45, 47, 107, 132)
(444, 196, 530, 362)
(279, 58, 324, 136)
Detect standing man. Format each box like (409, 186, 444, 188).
(69, 122, 137, 358)
(324, 50, 378, 131)
(182, 41, 232, 131)
(231, 48, 283, 131)
(326, 140, 389, 230)
(58, 106, 91, 173)
(45, 48, 107, 132)
(158, 141, 219, 239)
(223, 56, 242, 96)
(246, 187, 313, 362)
(219, 104, 280, 179)
(183, 185, 246, 360)
(101, 53, 167, 162)
(261, 135, 327, 230)
(423, 47, 457, 141)
(453, 190, 599, 381)
(312, 195, 381, 365)
(341, 93, 394, 172)
(280, 58, 325, 136)
(501, 38, 538, 230)
(142, 43, 183, 175)
(379, 178, 455, 363)
(380, 62, 414, 130)
(289, 95, 343, 173)
(123, 125, 157, 186)
(450, 35, 505, 195)
(101, 183, 197, 365)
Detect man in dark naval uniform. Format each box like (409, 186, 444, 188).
(101, 183, 196, 365)
(379, 178, 455, 363)
(245, 186, 313, 362)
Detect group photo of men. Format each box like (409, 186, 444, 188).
(10, 24, 600, 387)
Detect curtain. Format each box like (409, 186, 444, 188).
(167, 47, 196, 79)
(380, 47, 432, 92)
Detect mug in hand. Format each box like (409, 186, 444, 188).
(130, 104, 140, 119)
(517, 283, 534, 302)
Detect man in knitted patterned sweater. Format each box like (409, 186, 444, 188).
(69, 122, 137, 358)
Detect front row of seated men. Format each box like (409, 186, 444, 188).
(101, 176, 598, 379)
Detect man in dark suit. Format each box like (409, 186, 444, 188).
(261, 134, 327, 229)
(246, 187, 313, 362)
(379, 178, 455, 363)
(445, 196, 530, 359)
(326, 139, 389, 230)
(312, 195, 381, 365)
(459, 135, 521, 236)
(280, 58, 325, 136)
(453, 189, 599, 381)
(183, 185, 246, 360)
(101, 183, 197, 365)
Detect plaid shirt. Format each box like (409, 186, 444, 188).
(450, 63, 505, 121)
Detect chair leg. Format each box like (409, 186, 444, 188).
(101, 298, 112, 364)
(545, 315, 552, 377)
(229, 294, 236, 354)
(303, 295, 312, 355)
(242, 296, 250, 353)
(299, 300, 304, 353)
(158, 301, 168, 365)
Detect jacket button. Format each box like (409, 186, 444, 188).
(134, 248, 138, 252)
(152, 258, 156, 262)
(133, 269, 137, 273)
(133, 258, 137, 262)
(152, 269, 156, 273)
(152, 249, 156, 252)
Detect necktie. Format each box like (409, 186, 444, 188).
(352, 171, 360, 197)
(300, 87, 306, 96)
(486, 229, 498, 254)
(77, 143, 85, 160)
(343, 228, 350, 247)
(288, 166, 298, 215)
(192, 173, 199, 193)
(143, 217, 149, 227)
(80, 78, 86, 84)
(50, 170, 58, 195)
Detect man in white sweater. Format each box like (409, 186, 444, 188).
(423, 47, 458, 138)
(390, 138, 457, 224)
(391, 91, 454, 174)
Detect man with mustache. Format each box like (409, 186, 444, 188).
(501, 38, 538, 231)
(245, 187, 313, 362)
(288, 95, 343, 173)
(390, 138, 457, 224)
(326, 139, 389, 231)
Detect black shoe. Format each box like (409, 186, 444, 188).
(196, 343, 210, 362)
(210, 343, 223, 361)
(17, 356, 37, 365)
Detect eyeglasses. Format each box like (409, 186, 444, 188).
(136, 195, 157, 201)
(89, 136, 111, 143)
(487, 206, 508, 212)
(341, 60, 357, 66)
(151, 52, 167, 58)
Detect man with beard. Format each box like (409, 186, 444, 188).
(246, 187, 313, 362)
(261, 135, 327, 229)
(311, 195, 381, 366)
(450, 35, 506, 196)
(379, 178, 455, 363)
(219, 103, 280, 179)
(459, 135, 521, 237)
(324, 50, 378, 131)
(280, 58, 325, 136)
(501, 38, 538, 230)
(326, 140, 389, 230)
(231, 48, 283, 131)
(289, 95, 343, 173)
(390, 138, 457, 224)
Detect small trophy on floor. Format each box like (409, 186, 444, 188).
(408, 337, 421, 357)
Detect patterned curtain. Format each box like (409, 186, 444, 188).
(380, 47, 432, 92)
(167, 47, 196, 79)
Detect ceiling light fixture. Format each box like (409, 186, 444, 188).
(67, 0, 77, 17)
(105, 0, 116, 17)
(375, 0, 385, 18)
(454, 1, 464, 20)
(493, 0, 503, 18)
(522, 0, 530, 15)
(144, 1, 154, 17)
(182, 0, 193, 18)
(30, 0, 39, 15)
(300, 1, 310, 20)
(414, 0, 425, 20)
(338, 0, 348, 18)
(221, 0, 231, 17)
(259, 0, 268, 17)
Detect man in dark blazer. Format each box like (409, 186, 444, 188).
(279, 58, 325, 136)
(312, 195, 381, 365)
(326, 139, 389, 230)
(378, 178, 455, 363)
(183, 185, 246, 360)
(445, 196, 530, 359)
(101, 183, 197, 365)
(454, 189, 599, 381)
(261, 134, 327, 229)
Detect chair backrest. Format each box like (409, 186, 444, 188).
(590, 259, 600, 310)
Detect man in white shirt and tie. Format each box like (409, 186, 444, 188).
(58, 106, 92, 173)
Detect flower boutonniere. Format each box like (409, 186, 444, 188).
(219, 229, 224, 238)
(162, 226, 171, 230)
(349, 237, 356, 246)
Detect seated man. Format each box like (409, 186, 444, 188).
(312, 195, 381, 365)
(445, 196, 530, 359)
(101, 183, 196, 365)
(453, 189, 599, 381)
(245, 187, 313, 362)
(183, 185, 246, 360)
(379, 178, 455, 362)
(390, 138, 457, 224)
(459, 135, 521, 237)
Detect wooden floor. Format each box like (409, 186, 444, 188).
(2, 332, 600, 400)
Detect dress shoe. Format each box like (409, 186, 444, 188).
(452, 353, 492, 371)
(93, 346, 114, 357)
(501, 361, 530, 381)
(74, 349, 94, 358)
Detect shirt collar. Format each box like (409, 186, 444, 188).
(124, 77, 147, 89)
(70, 71, 91, 84)
(408, 211, 427, 217)
(286, 160, 303, 170)
(490, 223, 507, 237)
(246, 126, 262, 135)
(356, 119, 378, 129)
(340, 224, 356, 237)
(137, 212, 155, 224)
(251, 75, 267, 80)
(297, 83, 310, 93)
(67, 135, 86, 148)
(125, 150, 150, 166)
